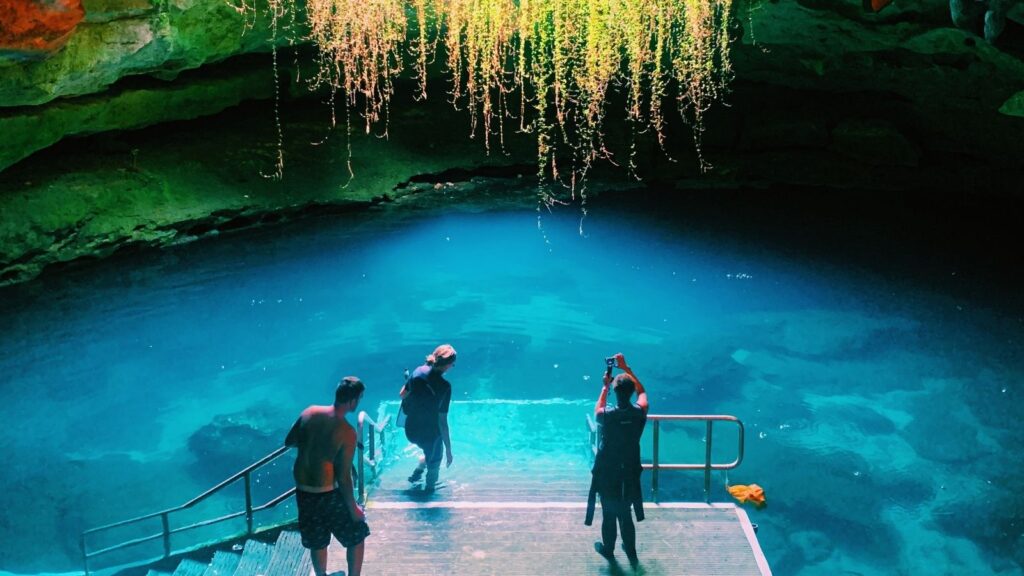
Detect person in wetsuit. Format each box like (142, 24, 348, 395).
(399, 344, 456, 491)
(285, 376, 370, 576)
(587, 353, 649, 569)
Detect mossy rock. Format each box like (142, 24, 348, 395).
(998, 89, 1024, 117)
(0, 0, 292, 106)
(0, 63, 273, 172)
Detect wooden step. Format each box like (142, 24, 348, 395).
(170, 559, 208, 576)
(231, 539, 274, 576)
(203, 550, 241, 576)
(264, 531, 311, 576)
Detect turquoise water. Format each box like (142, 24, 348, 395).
(1, 193, 1022, 575)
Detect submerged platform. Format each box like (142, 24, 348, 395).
(335, 400, 771, 575)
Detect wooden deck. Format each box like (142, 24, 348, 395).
(326, 502, 770, 575)
(321, 400, 772, 575)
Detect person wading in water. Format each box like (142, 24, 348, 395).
(400, 344, 456, 491)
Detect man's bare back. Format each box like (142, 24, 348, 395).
(286, 376, 367, 576)
(286, 405, 357, 493)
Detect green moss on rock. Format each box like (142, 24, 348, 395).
(0, 0, 290, 107)
(998, 89, 1024, 116)
(0, 66, 273, 172)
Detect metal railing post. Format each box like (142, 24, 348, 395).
(652, 420, 660, 503)
(369, 424, 376, 463)
(80, 445, 296, 569)
(630, 414, 744, 504)
(76, 412, 391, 569)
(244, 471, 253, 534)
(704, 421, 713, 503)
(160, 512, 170, 558)
(81, 534, 89, 576)
(358, 420, 366, 504)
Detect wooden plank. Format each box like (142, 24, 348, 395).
(231, 539, 274, 576)
(170, 559, 207, 576)
(202, 551, 241, 576)
(264, 531, 312, 576)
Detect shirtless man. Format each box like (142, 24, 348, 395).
(285, 376, 370, 576)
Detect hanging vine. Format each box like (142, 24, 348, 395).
(233, 0, 736, 191)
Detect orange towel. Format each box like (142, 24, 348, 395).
(727, 484, 766, 508)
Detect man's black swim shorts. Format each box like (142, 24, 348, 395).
(296, 489, 370, 550)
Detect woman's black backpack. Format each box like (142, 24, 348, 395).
(401, 371, 437, 445)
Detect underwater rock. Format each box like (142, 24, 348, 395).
(0, 0, 85, 59)
(746, 310, 919, 359)
(789, 529, 832, 564)
(738, 439, 914, 564)
(186, 411, 281, 481)
(903, 380, 997, 463)
(933, 474, 1024, 568)
(0, 447, 198, 572)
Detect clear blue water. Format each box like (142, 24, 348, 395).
(1, 194, 1022, 575)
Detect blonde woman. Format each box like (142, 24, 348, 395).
(399, 344, 457, 491)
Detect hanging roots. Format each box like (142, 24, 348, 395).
(240, 0, 735, 186)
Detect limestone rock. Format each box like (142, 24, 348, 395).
(830, 118, 921, 167)
(0, 0, 85, 59)
(0, 62, 273, 171)
(0, 0, 292, 106)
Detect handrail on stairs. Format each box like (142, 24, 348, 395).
(80, 410, 391, 575)
(357, 410, 390, 504)
(587, 413, 745, 504)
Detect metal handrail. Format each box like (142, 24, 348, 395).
(81, 409, 391, 575)
(587, 413, 744, 504)
(357, 410, 391, 503)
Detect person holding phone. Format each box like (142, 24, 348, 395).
(586, 353, 649, 570)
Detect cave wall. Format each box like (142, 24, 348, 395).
(1, 0, 1023, 286)
(709, 0, 1024, 197)
(0, 0, 291, 169)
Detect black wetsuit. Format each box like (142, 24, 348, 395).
(586, 402, 647, 557)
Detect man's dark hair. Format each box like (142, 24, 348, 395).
(335, 376, 365, 405)
(612, 373, 636, 404)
